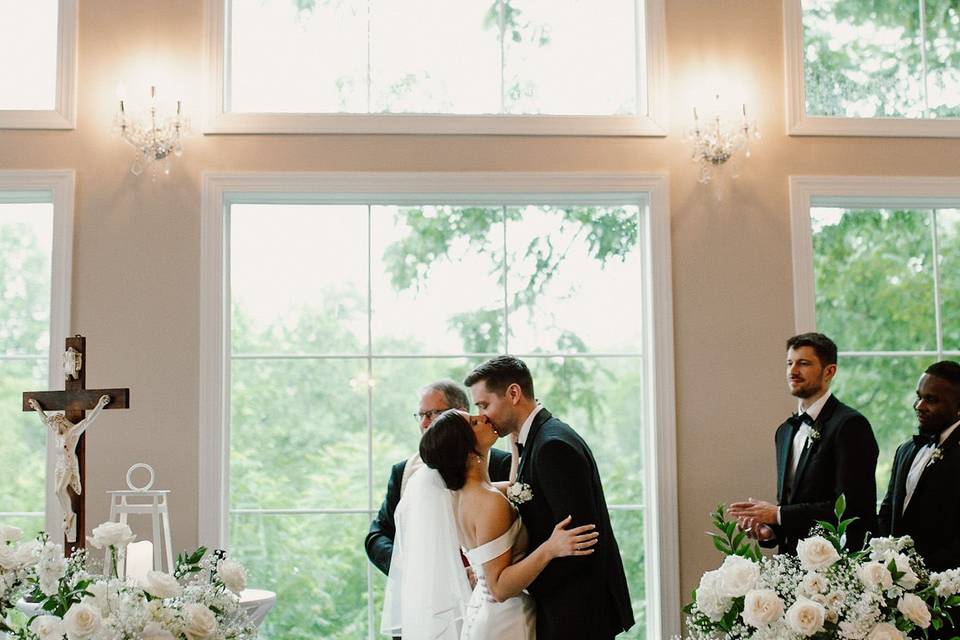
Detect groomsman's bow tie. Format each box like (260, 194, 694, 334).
(516, 442, 524, 457)
(789, 412, 815, 428)
(912, 432, 939, 447)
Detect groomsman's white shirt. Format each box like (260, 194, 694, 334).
(904, 418, 960, 513)
(517, 403, 544, 447)
(778, 390, 833, 525)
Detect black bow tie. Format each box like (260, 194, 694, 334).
(913, 432, 939, 448)
(516, 442, 524, 457)
(790, 412, 815, 428)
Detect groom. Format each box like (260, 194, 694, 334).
(465, 356, 634, 639)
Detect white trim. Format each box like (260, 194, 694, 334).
(0, 0, 78, 130)
(789, 175, 960, 333)
(0, 170, 75, 537)
(199, 171, 678, 637)
(202, 0, 667, 136)
(783, 0, 960, 138)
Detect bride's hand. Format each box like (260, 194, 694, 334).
(544, 515, 598, 559)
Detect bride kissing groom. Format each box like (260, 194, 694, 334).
(381, 356, 634, 640)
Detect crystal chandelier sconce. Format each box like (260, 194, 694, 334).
(112, 85, 187, 177)
(689, 98, 760, 184)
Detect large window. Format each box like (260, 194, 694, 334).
(0, 171, 74, 538)
(203, 0, 666, 134)
(200, 173, 678, 639)
(784, 0, 960, 136)
(0, 0, 77, 129)
(791, 176, 960, 497)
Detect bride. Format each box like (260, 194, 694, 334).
(381, 410, 597, 639)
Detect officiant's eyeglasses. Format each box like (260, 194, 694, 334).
(414, 408, 447, 423)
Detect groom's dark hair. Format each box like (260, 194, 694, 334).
(464, 356, 535, 399)
(420, 410, 479, 490)
(786, 332, 838, 367)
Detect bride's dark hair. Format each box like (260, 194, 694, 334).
(419, 410, 478, 490)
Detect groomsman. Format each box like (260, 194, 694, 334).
(729, 333, 879, 554)
(364, 380, 511, 575)
(879, 361, 960, 571)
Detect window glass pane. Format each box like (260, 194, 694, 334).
(230, 359, 368, 510)
(829, 356, 927, 500)
(506, 204, 644, 354)
(370, 206, 504, 355)
(228, 0, 367, 113)
(0, 201, 53, 536)
(503, 0, 638, 115)
(803, 0, 925, 118)
(369, 0, 499, 114)
(610, 509, 646, 639)
(0, 0, 58, 110)
(937, 209, 960, 350)
(229, 513, 370, 640)
(925, 0, 960, 118)
(230, 204, 368, 356)
(811, 207, 936, 351)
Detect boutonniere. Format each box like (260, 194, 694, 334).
(808, 427, 821, 442)
(506, 482, 533, 506)
(927, 446, 944, 467)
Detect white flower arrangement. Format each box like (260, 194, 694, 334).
(684, 497, 960, 639)
(506, 482, 534, 507)
(0, 522, 257, 640)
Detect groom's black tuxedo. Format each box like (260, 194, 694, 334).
(878, 426, 960, 572)
(365, 448, 511, 575)
(516, 409, 633, 640)
(768, 394, 879, 554)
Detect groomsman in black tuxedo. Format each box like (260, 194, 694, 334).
(364, 380, 511, 577)
(879, 360, 960, 572)
(729, 333, 879, 554)
(465, 356, 634, 640)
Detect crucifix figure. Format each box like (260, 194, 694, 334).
(22, 335, 130, 555)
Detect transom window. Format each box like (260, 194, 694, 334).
(784, 0, 960, 136)
(204, 0, 666, 134)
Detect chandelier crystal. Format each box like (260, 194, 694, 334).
(689, 98, 760, 184)
(112, 86, 187, 177)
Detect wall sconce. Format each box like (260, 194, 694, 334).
(689, 96, 760, 184)
(112, 85, 188, 177)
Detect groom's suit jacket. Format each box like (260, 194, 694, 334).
(517, 409, 634, 640)
(878, 427, 960, 572)
(365, 448, 511, 575)
(769, 394, 879, 555)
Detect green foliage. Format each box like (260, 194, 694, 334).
(707, 505, 762, 562)
(174, 546, 208, 580)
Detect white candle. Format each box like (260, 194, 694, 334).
(125, 540, 154, 585)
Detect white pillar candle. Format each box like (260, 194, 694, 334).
(125, 540, 154, 585)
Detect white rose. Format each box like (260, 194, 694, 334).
(182, 603, 218, 639)
(891, 554, 919, 590)
(741, 589, 784, 627)
(897, 593, 931, 629)
(931, 569, 960, 597)
(30, 615, 65, 640)
(0, 524, 23, 544)
(142, 570, 183, 599)
(866, 622, 906, 640)
(695, 569, 732, 621)
(796, 536, 840, 571)
(0, 545, 18, 570)
(859, 561, 894, 591)
(785, 598, 826, 636)
(63, 602, 102, 639)
(89, 521, 136, 549)
(14, 540, 40, 568)
(800, 571, 828, 595)
(718, 555, 759, 597)
(216, 558, 247, 595)
(141, 622, 176, 640)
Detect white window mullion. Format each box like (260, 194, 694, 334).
(931, 208, 944, 359)
(918, 0, 930, 118)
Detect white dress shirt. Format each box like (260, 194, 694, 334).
(903, 419, 960, 513)
(517, 403, 544, 447)
(779, 390, 833, 524)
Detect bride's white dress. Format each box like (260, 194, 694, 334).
(461, 500, 537, 640)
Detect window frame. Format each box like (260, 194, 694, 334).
(0, 170, 75, 536)
(783, 0, 960, 138)
(202, 0, 667, 136)
(199, 171, 679, 638)
(0, 0, 78, 130)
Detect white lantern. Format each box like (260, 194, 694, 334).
(105, 463, 174, 580)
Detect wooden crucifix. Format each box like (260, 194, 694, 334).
(22, 335, 130, 556)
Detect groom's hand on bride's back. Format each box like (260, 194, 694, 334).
(545, 515, 599, 559)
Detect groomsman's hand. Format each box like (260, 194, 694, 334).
(728, 499, 779, 525)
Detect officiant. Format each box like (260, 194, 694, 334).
(729, 333, 879, 554)
(364, 379, 512, 576)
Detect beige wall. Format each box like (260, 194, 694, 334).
(2, 0, 958, 615)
